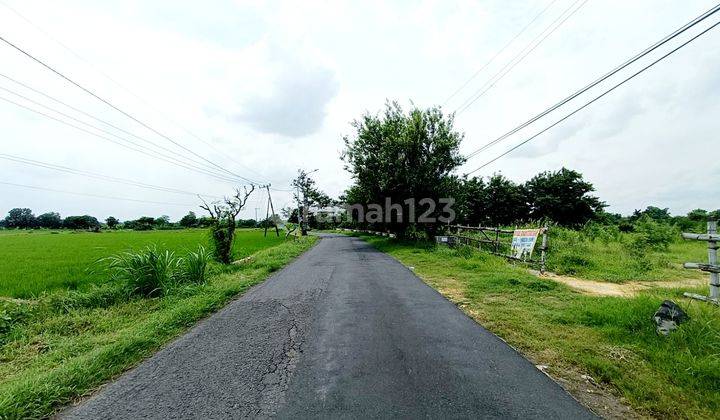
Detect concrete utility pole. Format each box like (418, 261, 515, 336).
(296, 185, 302, 237)
(682, 219, 720, 304)
(265, 184, 280, 237)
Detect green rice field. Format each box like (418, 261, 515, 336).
(0, 229, 286, 297)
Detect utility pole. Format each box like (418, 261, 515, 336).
(682, 219, 720, 304)
(296, 185, 302, 237)
(263, 187, 270, 237)
(264, 184, 280, 237)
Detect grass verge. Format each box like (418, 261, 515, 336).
(355, 234, 719, 419)
(0, 236, 317, 418)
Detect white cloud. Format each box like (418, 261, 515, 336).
(0, 0, 718, 222)
(230, 45, 339, 138)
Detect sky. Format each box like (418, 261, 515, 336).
(0, 0, 718, 222)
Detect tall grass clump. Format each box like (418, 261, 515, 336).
(103, 246, 179, 296)
(176, 246, 210, 284)
(102, 245, 211, 296)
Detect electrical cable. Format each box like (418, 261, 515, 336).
(465, 18, 720, 175)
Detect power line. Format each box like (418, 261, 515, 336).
(0, 94, 244, 184)
(0, 84, 246, 179)
(0, 153, 223, 199)
(0, 0, 273, 185)
(455, 0, 589, 115)
(464, 2, 720, 160)
(0, 34, 260, 184)
(443, 0, 560, 106)
(465, 18, 720, 175)
(0, 72, 237, 175)
(0, 181, 197, 206)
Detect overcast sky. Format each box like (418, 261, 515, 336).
(1, 0, 718, 222)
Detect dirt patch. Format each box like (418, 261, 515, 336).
(425, 275, 467, 304)
(531, 271, 705, 297)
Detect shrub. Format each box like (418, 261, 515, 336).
(581, 222, 622, 244)
(631, 216, 678, 251)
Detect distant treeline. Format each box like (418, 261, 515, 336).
(451, 171, 720, 233)
(0, 209, 269, 231)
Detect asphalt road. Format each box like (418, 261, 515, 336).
(64, 234, 594, 419)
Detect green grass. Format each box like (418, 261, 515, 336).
(0, 236, 317, 418)
(0, 229, 286, 297)
(545, 227, 707, 282)
(354, 234, 720, 419)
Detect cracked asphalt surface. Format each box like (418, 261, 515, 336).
(63, 234, 594, 419)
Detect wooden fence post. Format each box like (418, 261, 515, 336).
(494, 228, 500, 253)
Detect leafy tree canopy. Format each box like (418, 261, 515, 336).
(37, 212, 63, 229)
(342, 101, 465, 234)
(105, 216, 120, 229)
(179, 211, 198, 228)
(524, 168, 606, 227)
(63, 215, 100, 230)
(4, 208, 36, 229)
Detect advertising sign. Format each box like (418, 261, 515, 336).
(511, 229, 541, 260)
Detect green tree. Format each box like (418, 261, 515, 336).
(197, 216, 214, 228)
(455, 175, 529, 227)
(63, 215, 100, 230)
(630, 206, 671, 222)
(179, 211, 198, 228)
(4, 208, 36, 229)
(524, 168, 605, 226)
(455, 177, 486, 226)
(37, 212, 63, 229)
(292, 169, 332, 235)
(127, 217, 155, 231)
(237, 219, 257, 228)
(341, 101, 465, 236)
(155, 215, 172, 229)
(687, 209, 708, 222)
(483, 174, 529, 226)
(105, 216, 120, 229)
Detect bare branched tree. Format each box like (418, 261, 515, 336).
(199, 185, 255, 263)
